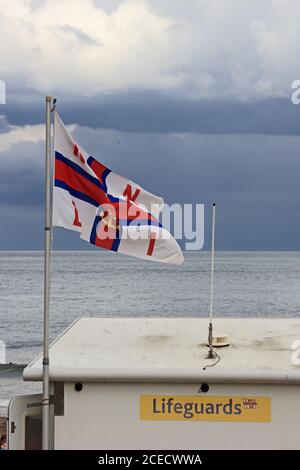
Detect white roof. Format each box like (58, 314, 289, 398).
(23, 317, 300, 384)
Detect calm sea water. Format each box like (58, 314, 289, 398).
(1, 250, 300, 414)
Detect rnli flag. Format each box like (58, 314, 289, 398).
(53, 113, 184, 265)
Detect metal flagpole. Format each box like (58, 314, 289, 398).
(42, 96, 55, 450)
(206, 203, 216, 359)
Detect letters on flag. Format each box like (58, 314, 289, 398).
(53, 112, 184, 265)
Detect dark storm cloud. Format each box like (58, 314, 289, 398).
(4, 93, 300, 136)
(0, 141, 44, 206)
(1, 126, 300, 251)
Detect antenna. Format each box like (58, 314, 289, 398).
(205, 203, 217, 360)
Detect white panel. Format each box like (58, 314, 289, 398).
(55, 382, 300, 450)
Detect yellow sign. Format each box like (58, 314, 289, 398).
(140, 395, 271, 422)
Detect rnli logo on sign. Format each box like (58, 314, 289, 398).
(140, 395, 271, 422)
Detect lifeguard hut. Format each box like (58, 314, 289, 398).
(8, 316, 300, 449)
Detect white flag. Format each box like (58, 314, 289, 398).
(53, 112, 184, 265)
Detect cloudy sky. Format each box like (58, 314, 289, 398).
(0, 0, 300, 250)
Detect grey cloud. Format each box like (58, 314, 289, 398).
(1, 1, 299, 252)
(62, 25, 101, 46)
(3, 93, 300, 135)
(1, 1, 299, 100)
(0, 140, 44, 205)
(0, 115, 11, 134)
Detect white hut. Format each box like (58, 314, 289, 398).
(8, 316, 300, 449)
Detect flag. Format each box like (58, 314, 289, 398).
(53, 113, 184, 265)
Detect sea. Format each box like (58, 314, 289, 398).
(1, 250, 300, 416)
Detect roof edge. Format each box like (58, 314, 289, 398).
(23, 367, 300, 385)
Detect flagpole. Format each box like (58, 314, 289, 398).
(42, 95, 55, 450)
(206, 203, 216, 359)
